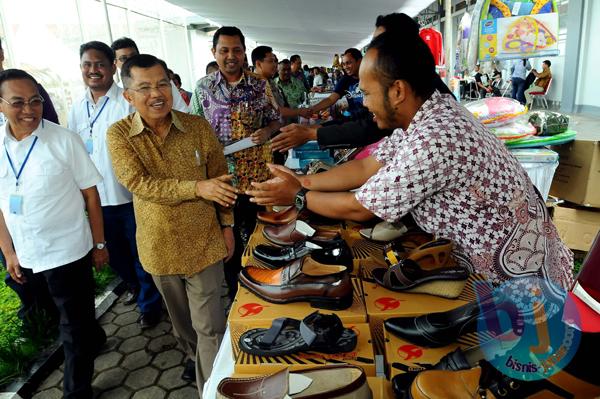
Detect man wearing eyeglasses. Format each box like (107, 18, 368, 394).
(107, 54, 236, 392)
(110, 37, 189, 113)
(0, 37, 61, 336)
(68, 41, 163, 331)
(0, 68, 107, 399)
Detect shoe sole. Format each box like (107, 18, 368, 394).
(239, 282, 354, 311)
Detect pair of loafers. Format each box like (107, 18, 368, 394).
(217, 365, 372, 399)
(262, 219, 340, 247)
(253, 236, 353, 271)
(240, 256, 353, 310)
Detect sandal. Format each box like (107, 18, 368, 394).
(371, 259, 469, 298)
(384, 238, 453, 270)
(239, 311, 357, 356)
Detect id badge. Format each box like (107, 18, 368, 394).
(85, 138, 93, 154)
(9, 194, 23, 215)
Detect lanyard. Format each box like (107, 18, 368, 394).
(86, 97, 110, 136)
(4, 135, 39, 188)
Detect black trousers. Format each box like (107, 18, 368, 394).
(41, 253, 105, 399)
(3, 260, 59, 334)
(224, 195, 263, 300)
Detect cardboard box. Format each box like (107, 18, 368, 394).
(552, 205, 600, 251)
(362, 274, 491, 355)
(233, 323, 377, 376)
(384, 323, 465, 378)
(367, 376, 392, 399)
(550, 140, 600, 207)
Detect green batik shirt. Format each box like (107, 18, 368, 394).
(275, 76, 307, 109)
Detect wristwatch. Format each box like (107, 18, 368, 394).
(94, 242, 107, 250)
(294, 188, 309, 212)
(221, 224, 234, 228)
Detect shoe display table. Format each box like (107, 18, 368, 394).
(202, 328, 234, 399)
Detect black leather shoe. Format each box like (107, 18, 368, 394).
(384, 295, 518, 347)
(139, 311, 160, 330)
(181, 359, 195, 382)
(123, 287, 139, 306)
(253, 237, 353, 271)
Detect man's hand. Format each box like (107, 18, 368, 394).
(246, 164, 302, 206)
(251, 128, 272, 144)
(297, 108, 313, 119)
(6, 253, 26, 284)
(271, 124, 318, 153)
(92, 248, 109, 271)
(196, 175, 238, 207)
(222, 227, 235, 262)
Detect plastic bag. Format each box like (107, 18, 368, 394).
(465, 97, 526, 127)
(528, 110, 570, 136)
(488, 120, 537, 140)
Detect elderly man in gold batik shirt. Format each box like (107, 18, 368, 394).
(107, 54, 238, 393)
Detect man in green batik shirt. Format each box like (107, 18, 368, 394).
(275, 59, 308, 109)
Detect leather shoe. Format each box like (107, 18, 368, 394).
(217, 365, 371, 399)
(239, 257, 353, 310)
(139, 311, 161, 330)
(181, 359, 195, 382)
(123, 287, 139, 306)
(263, 220, 339, 246)
(252, 236, 353, 271)
(257, 206, 298, 225)
(409, 359, 600, 399)
(384, 296, 518, 347)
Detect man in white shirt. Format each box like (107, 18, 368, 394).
(68, 41, 162, 329)
(110, 37, 190, 113)
(0, 69, 107, 398)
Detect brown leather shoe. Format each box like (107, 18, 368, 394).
(257, 206, 298, 225)
(409, 360, 600, 399)
(263, 220, 340, 246)
(217, 365, 372, 399)
(239, 257, 353, 310)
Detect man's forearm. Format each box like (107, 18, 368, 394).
(82, 188, 105, 245)
(311, 94, 337, 113)
(0, 211, 15, 258)
(300, 156, 382, 192)
(306, 191, 374, 221)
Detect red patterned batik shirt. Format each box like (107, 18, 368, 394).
(355, 91, 573, 290)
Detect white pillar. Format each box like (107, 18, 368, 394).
(444, 0, 454, 81)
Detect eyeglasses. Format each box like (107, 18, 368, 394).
(127, 82, 172, 96)
(0, 96, 45, 109)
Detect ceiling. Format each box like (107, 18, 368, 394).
(168, 0, 434, 66)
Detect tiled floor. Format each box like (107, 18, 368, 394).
(32, 295, 199, 399)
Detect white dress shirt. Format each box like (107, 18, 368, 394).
(116, 78, 190, 113)
(68, 82, 133, 206)
(0, 120, 102, 272)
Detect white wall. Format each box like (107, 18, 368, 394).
(576, 0, 600, 108)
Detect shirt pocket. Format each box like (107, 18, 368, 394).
(28, 161, 67, 195)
